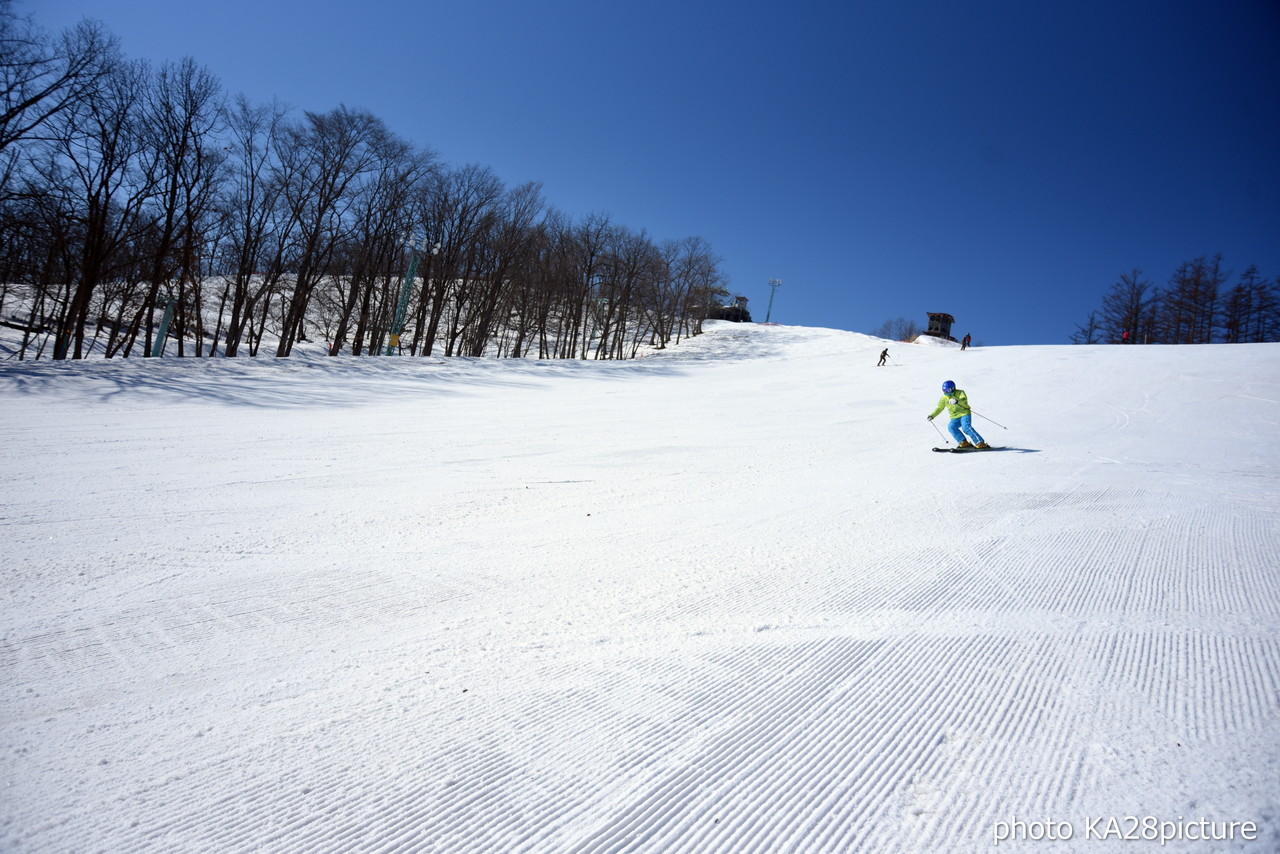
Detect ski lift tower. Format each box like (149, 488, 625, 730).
(765, 278, 782, 323)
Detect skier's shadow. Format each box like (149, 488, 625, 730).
(936, 447, 1042, 454)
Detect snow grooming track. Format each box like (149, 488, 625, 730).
(2, 322, 1280, 853)
(563, 634, 1086, 853)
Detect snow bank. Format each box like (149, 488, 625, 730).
(910, 333, 961, 348)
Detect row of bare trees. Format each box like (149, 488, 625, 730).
(1072, 255, 1279, 345)
(869, 317, 922, 342)
(0, 3, 729, 360)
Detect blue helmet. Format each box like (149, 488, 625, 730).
(942, 380, 956, 394)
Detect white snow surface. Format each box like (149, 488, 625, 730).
(2, 322, 1278, 853)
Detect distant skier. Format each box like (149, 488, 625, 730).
(878, 348, 889, 366)
(961, 333, 972, 351)
(927, 380, 989, 449)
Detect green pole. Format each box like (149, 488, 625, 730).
(387, 253, 421, 355)
(150, 296, 176, 357)
(387, 240, 439, 355)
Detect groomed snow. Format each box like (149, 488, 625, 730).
(2, 322, 1278, 853)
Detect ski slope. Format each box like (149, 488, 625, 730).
(2, 322, 1278, 853)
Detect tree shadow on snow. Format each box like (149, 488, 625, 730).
(0, 353, 698, 409)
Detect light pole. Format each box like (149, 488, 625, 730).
(388, 235, 440, 355)
(765, 278, 782, 323)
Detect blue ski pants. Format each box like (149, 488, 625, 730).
(948, 414, 985, 445)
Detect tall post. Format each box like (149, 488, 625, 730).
(388, 237, 439, 355)
(150, 295, 177, 357)
(765, 278, 782, 323)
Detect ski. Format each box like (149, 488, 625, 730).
(932, 446, 1000, 453)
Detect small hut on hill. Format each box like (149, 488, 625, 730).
(707, 296, 752, 323)
(920, 312, 956, 342)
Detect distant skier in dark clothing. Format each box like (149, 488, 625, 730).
(878, 348, 889, 366)
(961, 333, 972, 350)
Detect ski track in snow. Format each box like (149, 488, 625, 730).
(2, 324, 1279, 853)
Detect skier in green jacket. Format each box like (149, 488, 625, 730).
(927, 380, 989, 449)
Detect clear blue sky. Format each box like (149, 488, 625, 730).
(30, 0, 1280, 345)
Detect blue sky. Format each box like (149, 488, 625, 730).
(31, 0, 1280, 345)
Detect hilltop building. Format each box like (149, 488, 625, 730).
(707, 296, 752, 323)
(921, 312, 956, 342)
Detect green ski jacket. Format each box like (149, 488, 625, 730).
(930, 389, 971, 419)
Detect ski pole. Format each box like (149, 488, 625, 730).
(968, 408, 1008, 430)
(928, 417, 950, 444)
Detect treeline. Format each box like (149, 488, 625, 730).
(870, 317, 922, 342)
(0, 3, 729, 360)
(1072, 255, 1279, 345)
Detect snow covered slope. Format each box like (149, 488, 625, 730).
(2, 323, 1278, 853)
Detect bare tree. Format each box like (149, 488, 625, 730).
(328, 133, 434, 355)
(0, 4, 114, 198)
(596, 226, 661, 360)
(1220, 265, 1280, 344)
(123, 57, 225, 357)
(0, 8, 732, 362)
(1070, 311, 1103, 344)
(274, 105, 388, 356)
(1160, 254, 1227, 344)
(218, 95, 290, 357)
(871, 317, 922, 341)
(657, 236, 721, 349)
(566, 212, 617, 358)
(521, 209, 571, 358)
(1099, 268, 1158, 344)
(415, 163, 503, 357)
(461, 180, 544, 357)
(41, 52, 156, 359)
(1077, 257, 1277, 345)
